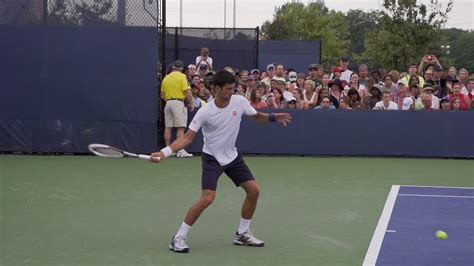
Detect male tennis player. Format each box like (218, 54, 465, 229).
(150, 70, 292, 253)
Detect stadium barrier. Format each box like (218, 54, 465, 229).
(186, 109, 473, 159)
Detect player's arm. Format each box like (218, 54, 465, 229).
(184, 89, 194, 111)
(251, 112, 292, 127)
(150, 130, 196, 163)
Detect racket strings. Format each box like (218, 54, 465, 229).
(92, 147, 123, 158)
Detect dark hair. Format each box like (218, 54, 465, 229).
(213, 70, 236, 88)
(250, 87, 263, 103)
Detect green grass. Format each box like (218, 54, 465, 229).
(1, 155, 472, 266)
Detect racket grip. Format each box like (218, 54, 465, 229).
(138, 154, 151, 160)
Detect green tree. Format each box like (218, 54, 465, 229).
(450, 31, 474, 69)
(363, 0, 453, 70)
(344, 9, 381, 56)
(261, 2, 350, 67)
(49, 0, 115, 26)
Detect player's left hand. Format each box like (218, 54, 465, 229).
(273, 113, 292, 127)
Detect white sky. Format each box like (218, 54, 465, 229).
(163, 0, 473, 30)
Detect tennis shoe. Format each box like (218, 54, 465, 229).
(169, 236, 189, 253)
(233, 230, 264, 247)
(177, 149, 193, 158)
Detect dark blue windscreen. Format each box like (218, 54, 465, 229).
(0, 25, 158, 153)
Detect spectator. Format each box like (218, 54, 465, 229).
(187, 64, 197, 81)
(266, 64, 275, 80)
(415, 86, 439, 110)
(362, 86, 382, 110)
(401, 63, 425, 88)
(387, 70, 400, 83)
(418, 55, 441, 76)
(461, 77, 474, 101)
(275, 64, 285, 79)
(382, 74, 398, 95)
(401, 97, 415, 110)
(329, 79, 344, 108)
(291, 88, 306, 109)
(314, 96, 336, 110)
(267, 88, 285, 109)
(195, 47, 213, 71)
(286, 97, 297, 109)
(303, 80, 318, 109)
(295, 73, 306, 90)
(347, 88, 362, 109)
(439, 96, 451, 111)
(161, 60, 194, 158)
(272, 77, 287, 92)
(199, 87, 212, 102)
(409, 84, 421, 101)
(250, 69, 260, 77)
(332, 56, 353, 83)
(408, 74, 421, 89)
(321, 74, 330, 90)
(308, 64, 324, 81)
(374, 90, 398, 110)
(331, 66, 344, 82)
(358, 64, 370, 87)
(423, 69, 433, 84)
(448, 82, 470, 110)
(459, 68, 469, 86)
(431, 65, 444, 97)
(288, 71, 298, 91)
(250, 86, 267, 109)
(234, 83, 247, 97)
(451, 97, 462, 111)
(191, 74, 202, 87)
(240, 70, 249, 84)
(198, 64, 209, 78)
(370, 70, 382, 88)
(448, 66, 457, 79)
(420, 93, 434, 111)
(191, 84, 206, 108)
(339, 95, 352, 110)
(394, 79, 410, 109)
(344, 72, 367, 98)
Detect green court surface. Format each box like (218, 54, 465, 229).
(1, 155, 472, 266)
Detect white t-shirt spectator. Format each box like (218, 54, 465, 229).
(373, 100, 398, 110)
(189, 95, 256, 166)
(415, 95, 440, 110)
(196, 56, 213, 69)
(340, 69, 353, 83)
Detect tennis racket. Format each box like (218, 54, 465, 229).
(88, 143, 151, 160)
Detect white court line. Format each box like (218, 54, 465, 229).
(398, 194, 474, 199)
(363, 185, 400, 266)
(386, 230, 396, 233)
(399, 185, 474, 189)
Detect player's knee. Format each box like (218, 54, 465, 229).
(200, 193, 215, 207)
(247, 187, 260, 200)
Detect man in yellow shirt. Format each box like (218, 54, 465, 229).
(161, 60, 194, 158)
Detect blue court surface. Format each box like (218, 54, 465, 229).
(363, 185, 474, 266)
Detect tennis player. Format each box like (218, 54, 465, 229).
(150, 70, 292, 253)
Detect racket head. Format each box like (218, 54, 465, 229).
(88, 143, 124, 158)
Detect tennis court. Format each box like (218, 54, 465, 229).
(1, 155, 472, 265)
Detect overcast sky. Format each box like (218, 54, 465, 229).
(163, 0, 473, 30)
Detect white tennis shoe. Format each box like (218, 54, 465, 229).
(169, 236, 190, 253)
(233, 230, 264, 247)
(176, 149, 193, 158)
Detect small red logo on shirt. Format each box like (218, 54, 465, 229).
(232, 111, 237, 116)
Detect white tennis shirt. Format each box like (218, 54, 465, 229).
(189, 95, 257, 166)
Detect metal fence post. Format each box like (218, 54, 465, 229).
(256, 26, 260, 69)
(174, 27, 179, 61)
(42, 0, 48, 25)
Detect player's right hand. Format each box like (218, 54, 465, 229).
(150, 152, 164, 163)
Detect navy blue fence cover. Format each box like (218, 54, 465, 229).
(259, 40, 321, 73)
(186, 110, 473, 158)
(0, 25, 158, 153)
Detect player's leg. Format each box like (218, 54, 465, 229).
(169, 153, 222, 253)
(224, 155, 264, 247)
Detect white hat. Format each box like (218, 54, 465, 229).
(402, 97, 413, 110)
(288, 71, 297, 82)
(397, 79, 408, 86)
(272, 77, 287, 83)
(283, 91, 294, 101)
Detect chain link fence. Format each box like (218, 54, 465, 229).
(0, 0, 160, 27)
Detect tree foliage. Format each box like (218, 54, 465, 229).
(261, 2, 349, 66)
(49, 0, 116, 26)
(363, 0, 453, 70)
(450, 31, 474, 69)
(345, 9, 382, 56)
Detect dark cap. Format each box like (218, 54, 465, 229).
(199, 64, 208, 70)
(173, 60, 184, 68)
(433, 65, 442, 71)
(309, 64, 321, 70)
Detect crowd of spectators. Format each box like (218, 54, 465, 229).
(168, 48, 474, 111)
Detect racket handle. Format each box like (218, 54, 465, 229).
(138, 154, 151, 160)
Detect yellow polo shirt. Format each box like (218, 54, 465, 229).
(161, 71, 190, 100)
